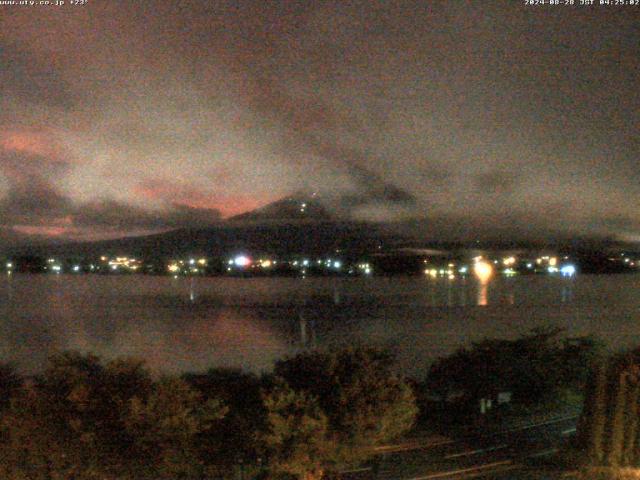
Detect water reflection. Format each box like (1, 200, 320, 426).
(189, 277, 196, 302)
(473, 260, 494, 306)
(505, 292, 515, 305)
(477, 280, 489, 307)
(446, 281, 454, 307)
(333, 280, 341, 305)
(561, 283, 574, 303)
(1, 274, 640, 377)
(298, 313, 316, 349)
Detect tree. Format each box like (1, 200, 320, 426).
(261, 381, 331, 480)
(124, 376, 227, 479)
(274, 346, 418, 467)
(0, 351, 226, 480)
(184, 368, 266, 470)
(425, 328, 602, 411)
(579, 361, 608, 464)
(0, 352, 114, 479)
(577, 354, 640, 469)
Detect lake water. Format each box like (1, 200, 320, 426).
(1, 273, 639, 377)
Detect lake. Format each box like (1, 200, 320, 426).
(1, 273, 639, 377)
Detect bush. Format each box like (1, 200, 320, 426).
(425, 327, 602, 412)
(0, 352, 226, 480)
(274, 346, 418, 467)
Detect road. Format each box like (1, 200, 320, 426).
(341, 415, 578, 480)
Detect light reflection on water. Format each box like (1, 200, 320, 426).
(1, 273, 639, 377)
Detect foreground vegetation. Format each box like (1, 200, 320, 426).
(0, 347, 417, 480)
(420, 327, 600, 427)
(573, 347, 640, 471)
(0, 328, 609, 479)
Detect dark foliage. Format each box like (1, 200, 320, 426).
(425, 328, 602, 411)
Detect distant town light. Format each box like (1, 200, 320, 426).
(6, 262, 13, 269)
(474, 261, 493, 283)
(234, 255, 251, 267)
(333, 261, 342, 269)
(560, 265, 576, 276)
(503, 256, 516, 266)
(73, 265, 80, 272)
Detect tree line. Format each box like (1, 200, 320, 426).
(0, 347, 417, 480)
(0, 328, 602, 480)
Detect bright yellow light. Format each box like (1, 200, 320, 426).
(261, 260, 272, 268)
(549, 257, 557, 266)
(197, 258, 207, 266)
(474, 261, 494, 283)
(503, 256, 516, 266)
(168, 264, 180, 273)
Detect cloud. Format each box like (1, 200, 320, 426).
(473, 170, 521, 195)
(0, 2, 638, 243)
(72, 199, 221, 231)
(0, 150, 221, 238)
(0, 40, 75, 109)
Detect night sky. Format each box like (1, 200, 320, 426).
(0, 1, 638, 243)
